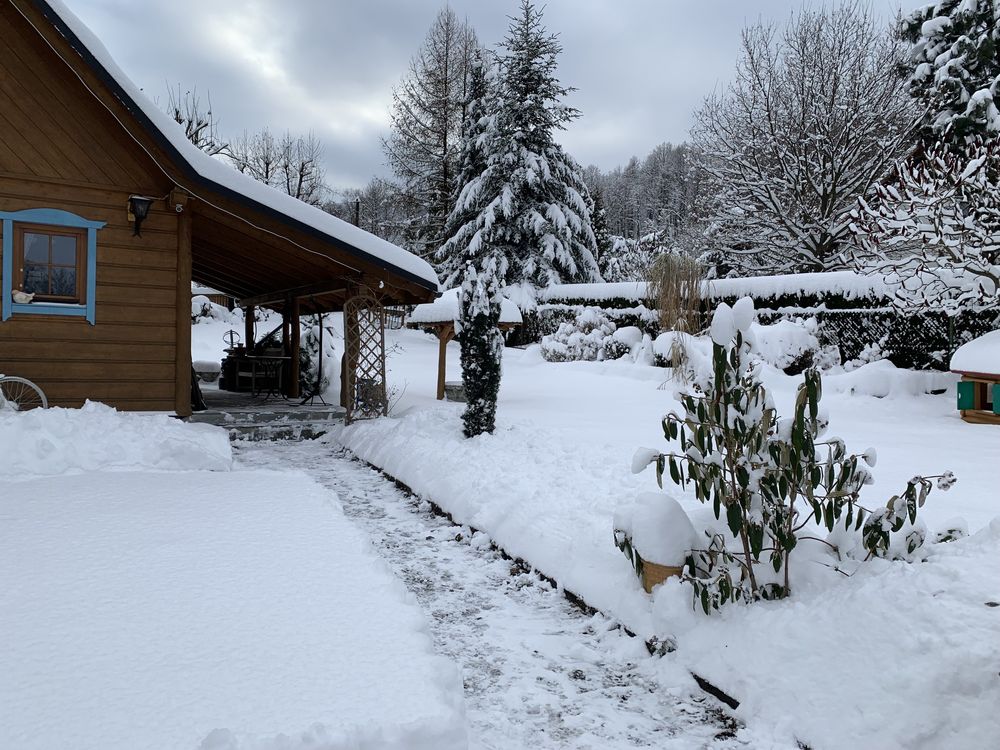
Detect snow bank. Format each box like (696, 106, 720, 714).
(950, 329, 1000, 374)
(824, 360, 956, 399)
(46, 0, 438, 291)
(653, 522, 1000, 749)
(0, 470, 466, 750)
(334, 409, 658, 635)
(408, 288, 522, 326)
(0, 401, 232, 478)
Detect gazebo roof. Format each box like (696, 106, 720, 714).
(951, 330, 1000, 378)
(408, 288, 523, 327)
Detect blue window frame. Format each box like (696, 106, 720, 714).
(1, 208, 105, 325)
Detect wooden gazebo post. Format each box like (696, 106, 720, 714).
(436, 323, 456, 401)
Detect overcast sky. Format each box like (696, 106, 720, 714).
(63, 0, 922, 191)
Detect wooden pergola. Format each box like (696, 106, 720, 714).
(406, 290, 522, 400)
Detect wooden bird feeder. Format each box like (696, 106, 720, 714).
(951, 331, 1000, 425)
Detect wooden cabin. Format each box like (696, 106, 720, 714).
(951, 331, 1000, 425)
(0, 0, 438, 416)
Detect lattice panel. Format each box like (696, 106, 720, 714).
(344, 291, 387, 424)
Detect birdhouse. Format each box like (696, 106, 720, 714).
(950, 331, 1000, 425)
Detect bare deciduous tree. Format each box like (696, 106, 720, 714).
(165, 84, 229, 157)
(691, 2, 918, 275)
(383, 7, 479, 258)
(230, 129, 326, 206)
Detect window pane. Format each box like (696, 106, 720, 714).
(51, 267, 78, 297)
(23, 233, 49, 263)
(23, 264, 49, 294)
(51, 235, 78, 265)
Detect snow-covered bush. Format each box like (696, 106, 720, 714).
(751, 318, 823, 373)
(540, 309, 616, 362)
(634, 298, 956, 612)
(191, 295, 235, 324)
(603, 326, 642, 360)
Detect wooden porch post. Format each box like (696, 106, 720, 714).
(436, 323, 454, 401)
(244, 305, 255, 353)
(174, 192, 192, 417)
(289, 296, 301, 399)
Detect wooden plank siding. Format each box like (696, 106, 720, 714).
(0, 3, 181, 411)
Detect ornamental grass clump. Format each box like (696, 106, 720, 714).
(635, 298, 956, 613)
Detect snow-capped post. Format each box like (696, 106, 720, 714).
(458, 260, 503, 437)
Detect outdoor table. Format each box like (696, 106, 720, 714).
(246, 355, 291, 400)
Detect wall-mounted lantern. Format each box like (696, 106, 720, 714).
(127, 195, 154, 237)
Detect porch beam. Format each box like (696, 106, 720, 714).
(238, 279, 355, 309)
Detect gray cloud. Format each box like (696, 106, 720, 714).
(64, 0, 923, 189)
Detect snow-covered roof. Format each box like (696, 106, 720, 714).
(191, 283, 225, 297)
(950, 330, 1000, 376)
(40, 0, 439, 293)
(408, 288, 523, 326)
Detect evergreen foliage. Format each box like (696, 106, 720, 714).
(438, 0, 600, 292)
(458, 262, 504, 437)
(902, 0, 1000, 143)
(640, 301, 954, 612)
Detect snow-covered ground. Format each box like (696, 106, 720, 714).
(331, 324, 1000, 750)
(240, 442, 751, 750)
(0, 412, 466, 750)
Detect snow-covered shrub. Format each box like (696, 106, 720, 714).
(751, 318, 821, 374)
(634, 298, 956, 612)
(540, 308, 616, 362)
(603, 326, 642, 360)
(191, 295, 235, 324)
(299, 314, 340, 400)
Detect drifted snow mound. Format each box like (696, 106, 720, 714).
(0, 401, 232, 478)
(823, 360, 956, 399)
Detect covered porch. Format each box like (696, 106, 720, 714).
(178, 182, 439, 420)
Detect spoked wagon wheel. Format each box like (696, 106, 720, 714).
(0, 376, 48, 411)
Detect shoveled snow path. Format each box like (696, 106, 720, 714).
(238, 441, 748, 750)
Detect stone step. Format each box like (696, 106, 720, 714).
(189, 409, 344, 426)
(224, 422, 333, 442)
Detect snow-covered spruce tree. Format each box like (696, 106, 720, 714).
(439, 0, 599, 294)
(691, 2, 917, 275)
(436, 47, 496, 287)
(458, 261, 504, 436)
(852, 136, 1000, 315)
(638, 300, 954, 612)
(902, 0, 1000, 144)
